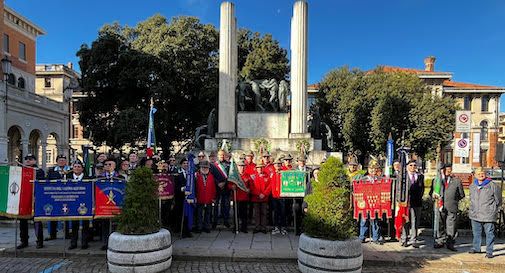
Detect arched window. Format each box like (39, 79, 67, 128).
(7, 73, 15, 85)
(17, 77, 25, 89)
(481, 95, 490, 112)
(480, 120, 488, 141)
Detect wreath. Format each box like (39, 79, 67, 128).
(296, 139, 311, 155)
(253, 138, 271, 154)
(217, 139, 232, 152)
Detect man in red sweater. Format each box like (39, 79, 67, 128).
(262, 151, 276, 177)
(271, 158, 287, 235)
(251, 161, 271, 233)
(282, 154, 293, 170)
(229, 160, 252, 233)
(244, 150, 256, 176)
(195, 160, 216, 233)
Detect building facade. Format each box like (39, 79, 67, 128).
(0, 0, 70, 169)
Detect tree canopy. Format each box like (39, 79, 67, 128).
(77, 15, 288, 153)
(316, 66, 456, 161)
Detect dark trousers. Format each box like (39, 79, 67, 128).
(19, 219, 43, 245)
(101, 219, 114, 247)
(213, 190, 230, 226)
(293, 198, 303, 234)
(71, 220, 89, 247)
(253, 202, 268, 231)
(197, 204, 212, 231)
(48, 221, 57, 238)
(160, 199, 174, 229)
(435, 209, 458, 246)
(237, 201, 249, 231)
(272, 199, 286, 228)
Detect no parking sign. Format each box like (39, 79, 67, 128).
(455, 138, 470, 157)
(456, 111, 471, 133)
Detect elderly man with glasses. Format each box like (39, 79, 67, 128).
(399, 159, 425, 248)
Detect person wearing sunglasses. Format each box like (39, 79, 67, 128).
(400, 160, 424, 248)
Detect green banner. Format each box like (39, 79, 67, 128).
(280, 170, 306, 198)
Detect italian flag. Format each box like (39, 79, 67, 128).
(0, 166, 35, 218)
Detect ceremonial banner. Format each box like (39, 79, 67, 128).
(352, 178, 393, 220)
(34, 179, 93, 221)
(280, 170, 306, 198)
(228, 158, 249, 192)
(0, 166, 35, 218)
(156, 173, 176, 200)
(94, 178, 126, 218)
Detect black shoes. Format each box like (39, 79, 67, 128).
(44, 236, 56, 241)
(68, 244, 77, 250)
(203, 229, 211, 233)
(182, 232, 193, 238)
(16, 242, 28, 249)
(434, 243, 444, 249)
(468, 249, 481, 254)
(485, 253, 494, 259)
(36, 243, 43, 249)
(224, 222, 230, 228)
(446, 244, 457, 252)
(81, 244, 89, 250)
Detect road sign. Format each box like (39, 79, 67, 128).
(454, 138, 470, 157)
(455, 111, 471, 133)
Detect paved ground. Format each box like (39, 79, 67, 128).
(0, 257, 504, 273)
(2, 221, 505, 272)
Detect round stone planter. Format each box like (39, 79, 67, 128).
(298, 233, 363, 273)
(107, 228, 172, 273)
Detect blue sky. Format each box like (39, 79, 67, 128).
(8, 0, 505, 110)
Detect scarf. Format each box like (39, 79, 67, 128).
(474, 177, 492, 189)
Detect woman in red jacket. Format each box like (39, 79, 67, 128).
(195, 160, 216, 233)
(229, 160, 252, 233)
(251, 161, 271, 233)
(271, 158, 287, 235)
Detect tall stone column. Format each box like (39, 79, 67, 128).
(41, 141, 47, 170)
(290, 0, 309, 138)
(216, 1, 237, 138)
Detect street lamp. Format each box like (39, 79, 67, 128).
(2, 56, 12, 106)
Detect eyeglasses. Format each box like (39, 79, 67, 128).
(408, 164, 417, 167)
(104, 163, 113, 166)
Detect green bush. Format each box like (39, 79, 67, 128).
(117, 167, 160, 235)
(302, 157, 356, 240)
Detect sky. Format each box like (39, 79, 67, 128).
(8, 0, 505, 110)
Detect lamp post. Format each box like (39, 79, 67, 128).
(2, 56, 12, 108)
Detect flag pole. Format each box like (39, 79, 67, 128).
(233, 189, 238, 234)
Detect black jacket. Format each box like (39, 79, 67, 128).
(408, 173, 425, 208)
(429, 176, 465, 213)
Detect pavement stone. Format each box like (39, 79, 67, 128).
(2, 220, 505, 271)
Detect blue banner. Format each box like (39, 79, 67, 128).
(34, 179, 93, 220)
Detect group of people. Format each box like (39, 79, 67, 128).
(16, 149, 316, 250)
(162, 150, 315, 238)
(350, 158, 502, 258)
(17, 151, 161, 250)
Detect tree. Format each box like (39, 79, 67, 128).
(77, 15, 289, 154)
(238, 29, 289, 81)
(316, 66, 456, 161)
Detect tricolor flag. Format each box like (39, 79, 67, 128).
(0, 166, 35, 218)
(146, 98, 157, 157)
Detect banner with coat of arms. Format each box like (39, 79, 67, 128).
(352, 178, 393, 219)
(94, 178, 126, 218)
(34, 179, 93, 221)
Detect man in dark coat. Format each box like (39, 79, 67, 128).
(430, 164, 465, 251)
(400, 160, 424, 248)
(68, 160, 92, 250)
(17, 154, 46, 249)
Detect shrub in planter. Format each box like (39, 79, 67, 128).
(107, 167, 172, 273)
(298, 157, 362, 273)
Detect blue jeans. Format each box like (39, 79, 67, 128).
(471, 220, 495, 255)
(359, 214, 381, 242)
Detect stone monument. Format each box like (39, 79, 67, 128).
(205, 1, 341, 164)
